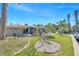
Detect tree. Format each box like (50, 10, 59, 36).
(25, 24, 28, 26)
(57, 20, 69, 34)
(72, 24, 79, 33)
(45, 23, 56, 33)
(67, 13, 71, 33)
(74, 10, 79, 32)
(0, 3, 8, 40)
(58, 20, 64, 33)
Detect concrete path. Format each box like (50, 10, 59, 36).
(12, 37, 32, 56)
(71, 35, 79, 56)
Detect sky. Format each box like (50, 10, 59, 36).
(0, 3, 79, 26)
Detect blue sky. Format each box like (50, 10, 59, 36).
(0, 3, 79, 26)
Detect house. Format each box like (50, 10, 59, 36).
(6, 25, 26, 36)
(5, 25, 45, 36)
(23, 26, 45, 35)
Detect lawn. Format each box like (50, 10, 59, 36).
(15, 34, 74, 56)
(0, 37, 28, 56)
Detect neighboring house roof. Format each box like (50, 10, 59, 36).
(7, 25, 45, 29)
(0, 23, 45, 31)
(6, 25, 28, 30)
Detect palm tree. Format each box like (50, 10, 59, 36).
(58, 19, 69, 34)
(67, 13, 71, 33)
(0, 3, 8, 40)
(74, 10, 79, 32)
(59, 20, 63, 31)
(0, 3, 21, 39)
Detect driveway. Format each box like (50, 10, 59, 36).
(71, 35, 79, 56)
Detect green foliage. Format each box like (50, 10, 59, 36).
(57, 20, 70, 34)
(45, 19, 70, 34)
(53, 34, 74, 56)
(45, 23, 56, 33)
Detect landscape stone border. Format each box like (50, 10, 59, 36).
(35, 40, 62, 54)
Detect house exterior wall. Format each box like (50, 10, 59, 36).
(6, 29, 23, 36)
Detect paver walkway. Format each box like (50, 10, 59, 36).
(12, 37, 32, 56)
(71, 35, 79, 56)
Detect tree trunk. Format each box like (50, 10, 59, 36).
(68, 17, 71, 33)
(67, 14, 71, 33)
(74, 10, 78, 32)
(75, 16, 78, 32)
(0, 3, 8, 40)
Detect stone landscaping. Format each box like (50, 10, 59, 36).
(35, 40, 61, 53)
(34, 32, 61, 54)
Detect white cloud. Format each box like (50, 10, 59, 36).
(57, 6, 79, 8)
(12, 4, 35, 13)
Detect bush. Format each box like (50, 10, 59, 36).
(33, 33, 39, 36)
(13, 33, 17, 37)
(47, 36, 55, 39)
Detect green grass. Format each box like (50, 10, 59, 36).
(0, 37, 28, 56)
(16, 34, 74, 56)
(51, 34, 74, 56)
